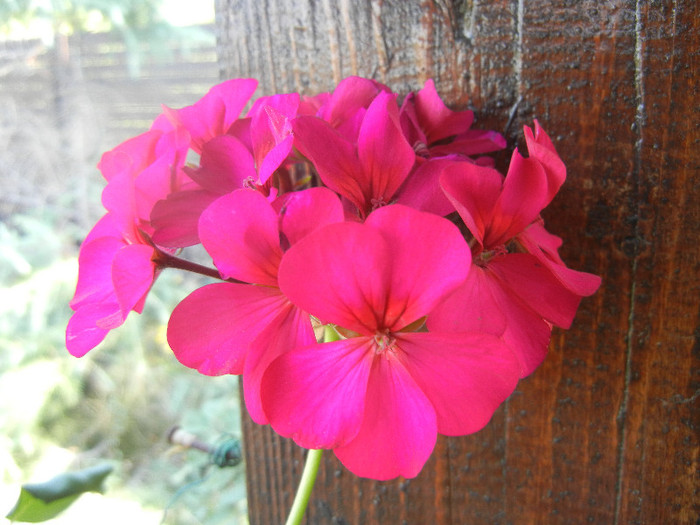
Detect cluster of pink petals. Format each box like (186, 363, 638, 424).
(67, 76, 600, 480)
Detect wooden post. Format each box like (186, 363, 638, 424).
(215, 1, 699, 523)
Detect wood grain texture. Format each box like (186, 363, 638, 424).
(217, 1, 699, 523)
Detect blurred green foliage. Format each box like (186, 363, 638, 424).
(0, 206, 248, 523)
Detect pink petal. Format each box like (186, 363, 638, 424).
(199, 189, 283, 286)
(70, 235, 123, 309)
(320, 76, 387, 128)
(440, 161, 503, 247)
(430, 129, 506, 157)
(292, 116, 367, 212)
(428, 264, 550, 378)
(66, 302, 119, 357)
(395, 158, 457, 216)
(242, 303, 315, 424)
(257, 134, 294, 184)
(364, 205, 471, 330)
(111, 244, 156, 318)
(396, 332, 519, 435)
(334, 354, 437, 480)
(357, 92, 415, 206)
(163, 78, 258, 153)
(262, 336, 375, 448)
(278, 221, 391, 334)
(427, 264, 507, 337)
(276, 187, 344, 247)
(518, 221, 602, 297)
(150, 189, 219, 248)
(413, 79, 474, 143)
(188, 135, 256, 193)
(488, 253, 584, 329)
(489, 149, 548, 245)
(249, 94, 299, 183)
(167, 283, 287, 376)
(524, 121, 566, 206)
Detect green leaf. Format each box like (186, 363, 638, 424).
(6, 464, 113, 522)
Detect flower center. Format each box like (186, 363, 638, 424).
(373, 329, 396, 354)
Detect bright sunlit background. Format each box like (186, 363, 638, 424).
(0, 1, 248, 523)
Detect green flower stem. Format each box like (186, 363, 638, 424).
(285, 448, 322, 525)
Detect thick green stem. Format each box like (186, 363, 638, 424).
(285, 448, 322, 525)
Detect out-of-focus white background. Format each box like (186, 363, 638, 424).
(0, 1, 248, 523)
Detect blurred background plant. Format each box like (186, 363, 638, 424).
(0, 1, 248, 523)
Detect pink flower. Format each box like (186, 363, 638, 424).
(166, 187, 344, 423)
(293, 91, 416, 218)
(66, 125, 189, 357)
(161, 78, 258, 154)
(430, 123, 601, 376)
(150, 91, 300, 247)
(261, 205, 520, 479)
(400, 79, 506, 159)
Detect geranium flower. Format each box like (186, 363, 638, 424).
(166, 187, 344, 423)
(151, 91, 300, 247)
(261, 205, 520, 479)
(293, 91, 416, 218)
(430, 123, 601, 376)
(66, 125, 189, 357)
(400, 79, 506, 160)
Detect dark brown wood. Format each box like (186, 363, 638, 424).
(219, 1, 699, 523)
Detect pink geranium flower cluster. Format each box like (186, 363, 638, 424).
(67, 77, 600, 480)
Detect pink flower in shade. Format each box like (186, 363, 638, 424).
(161, 78, 258, 154)
(150, 92, 301, 248)
(67, 125, 190, 357)
(429, 123, 601, 377)
(293, 91, 416, 218)
(314, 76, 390, 140)
(166, 187, 344, 424)
(400, 79, 506, 160)
(66, 213, 159, 356)
(261, 205, 520, 480)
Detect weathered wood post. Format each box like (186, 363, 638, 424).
(215, 1, 699, 523)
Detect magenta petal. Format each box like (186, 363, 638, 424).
(524, 121, 566, 206)
(242, 303, 315, 425)
(150, 189, 218, 247)
(66, 303, 119, 357)
(428, 264, 550, 378)
(165, 78, 258, 153)
(199, 190, 283, 286)
(395, 158, 457, 216)
(488, 253, 583, 329)
(257, 134, 293, 184)
(277, 187, 344, 246)
(365, 205, 471, 329)
(70, 235, 123, 309)
(427, 264, 507, 337)
(167, 283, 286, 376)
(357, 92, 415, 204)
(189, 135, 257, 193)
(490, 149, 549, 245)
(413, 79, 474, 143)
(430, 129, 506, 157)
(321, 76, 387, 128)
(262, 337, 374, 448)
(483, 271, 552, 377)
(518, 222, 602, 296)
(278, 221, 391, 334)
(440, 162, 503, 247)
(397, 332, 519, 435)
(334, 355, 437, 480)
(292, 116, 367, 211)
(111, 244, 156, 317)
